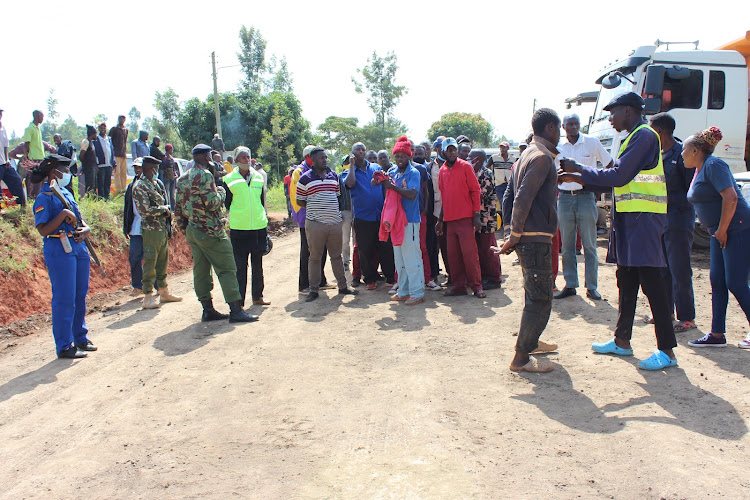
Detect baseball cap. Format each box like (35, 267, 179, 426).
(442, 137, 458, 150)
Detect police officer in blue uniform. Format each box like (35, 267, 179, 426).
(32, 154, 98, 359)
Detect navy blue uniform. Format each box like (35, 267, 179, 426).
(33, 183, 91, 355)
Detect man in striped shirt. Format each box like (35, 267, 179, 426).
(296, 147, 359, 302)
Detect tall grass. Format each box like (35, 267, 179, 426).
(0, 194, 128, 273)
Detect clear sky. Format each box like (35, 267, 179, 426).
(2, 0, 748, 146)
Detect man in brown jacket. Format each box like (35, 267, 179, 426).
(497, 108, 561, 373)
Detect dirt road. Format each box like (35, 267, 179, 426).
(1, 230, 749, 499)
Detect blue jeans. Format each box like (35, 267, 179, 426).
(162, 177, 176, 210)
(44, 238, 90, 354)
(0, 164, 26, 206)
(558, 191, 598, 291)
(663, 208, 695, 321)
(710, 228, 750, 334)
(129, 235, 143, 289)
(393, 222, 424, 298)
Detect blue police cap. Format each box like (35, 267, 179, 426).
(191, 144, 212, 155)
(603, 92, 645, 111)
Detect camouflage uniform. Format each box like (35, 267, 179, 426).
(133, 176, 171, 294)
(175, 163, 241, 303)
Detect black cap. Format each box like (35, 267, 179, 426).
(456, 135, 471, 145)
(192, 144, 212, 155)
(603, 92, 644, 111)
(141, 155, 161, 166)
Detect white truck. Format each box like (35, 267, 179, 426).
(587, 32, 750, 247)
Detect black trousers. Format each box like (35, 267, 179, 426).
(82, 165, 97, 197)
(97, 166, 112, 200)
(230, 228, 266, 305)
(614, 265, 677, 351)
(299, 227, 327, 291)
(353, 218, 395, 284)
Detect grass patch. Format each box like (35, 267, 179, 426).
(0, 195, 128, 273)
(77, 194, 128, 250)
(265, 183, 289, 213)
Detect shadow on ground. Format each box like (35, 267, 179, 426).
(0, 359, 78, 404)
(512, 362, 747, 439)
(153, 320, 242, 357)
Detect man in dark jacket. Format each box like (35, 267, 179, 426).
(124, 158, 145, 295)
(497, 108, 561, 373)
(93, 122, 117, 199)
(560, 92, 677, 371)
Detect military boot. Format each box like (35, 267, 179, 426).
(159, 286, 183, 303)
(143, 292, 160, 309)
(228, 301, 259, 323)
(201, 299, 228, 321)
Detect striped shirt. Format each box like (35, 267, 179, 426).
(296, 168, 342, 224)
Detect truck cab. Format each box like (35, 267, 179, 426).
(589, 40, 749, 173)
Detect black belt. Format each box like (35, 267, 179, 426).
(558, 189, 585, 195)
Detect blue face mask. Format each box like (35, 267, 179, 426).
(59, 172, 72, 187)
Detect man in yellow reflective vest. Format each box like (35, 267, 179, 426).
(225, 147, 270, 308)
(559, 92, 678, 371)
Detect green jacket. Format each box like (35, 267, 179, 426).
(133, 176, 170, 232)
(175, 164, 227, 238)
(225, 169, 268, 230)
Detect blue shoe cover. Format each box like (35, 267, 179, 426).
(592, 338, 634, 356)
(637, 350, 678, 370)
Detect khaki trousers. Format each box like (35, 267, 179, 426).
(305, 219, 346, 293)
(114, 156, 128, 193)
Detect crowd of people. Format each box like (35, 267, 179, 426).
(0, 109, 189, 207)
(9, 94, 750, 369)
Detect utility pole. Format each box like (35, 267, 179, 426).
(211, 52, 222, 138)
(532, 98, 537, 114)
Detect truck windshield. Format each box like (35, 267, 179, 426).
(592, 77, 636, 125)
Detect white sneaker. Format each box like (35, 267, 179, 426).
(388, 283, 399, 295)
(426, 280, 442, 291)
(739, 333, 750, 349)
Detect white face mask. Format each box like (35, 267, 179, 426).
(59, 172, 72, 187)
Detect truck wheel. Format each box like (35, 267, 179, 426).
(693, 223, 710, 249)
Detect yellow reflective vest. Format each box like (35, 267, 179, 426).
(225, 169, 268, 230)
(613, 124, 667, 214)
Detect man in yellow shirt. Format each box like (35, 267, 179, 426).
(22, 110, 46, 198)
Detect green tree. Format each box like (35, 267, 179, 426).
(426, 112, 494, 147)
(238, 25, 267, 92)
(127, 106, 141, 135)
(271, 57, 293, 93)
(317, 116, 360, 157)
(360, 119, 408, 153)
(57, 115, 85, 145)
(352, 51, 407, 130)
(92, 113, 108, 126)
(46, 89, 59, 123)
(258, 103, 295, 183)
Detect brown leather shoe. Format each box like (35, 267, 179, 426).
(252, 297, 271, 305)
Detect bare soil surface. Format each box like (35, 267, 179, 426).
(1, 230, 749, 499)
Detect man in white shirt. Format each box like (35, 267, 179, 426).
(0, 108, 26, 206)
(554, 114, 613, 300)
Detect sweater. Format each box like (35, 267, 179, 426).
(509, 136, 559, 243)
(380, 188, 407, 246)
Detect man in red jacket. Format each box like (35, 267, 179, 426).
(437, 137, 485, 298)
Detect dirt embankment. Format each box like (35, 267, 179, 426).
(0, 212, 295, 336)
